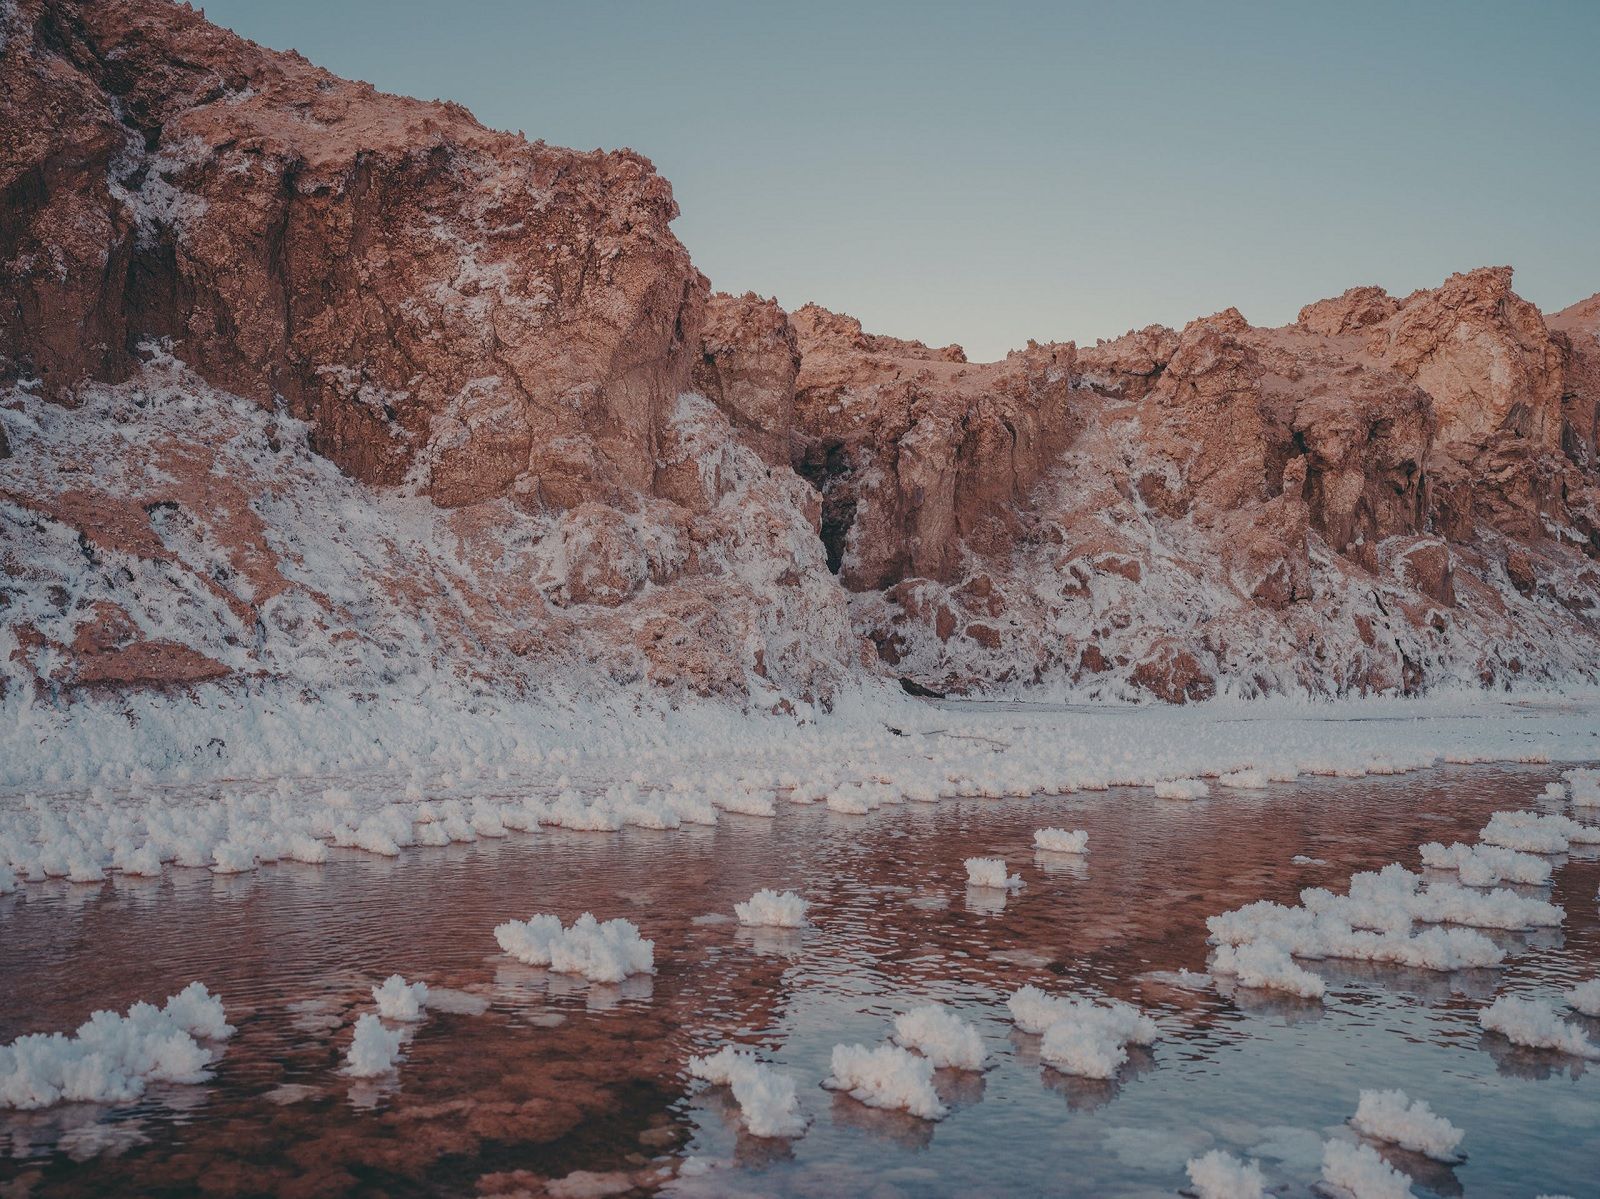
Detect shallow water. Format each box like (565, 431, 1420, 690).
(2, 763, 1597, 1198)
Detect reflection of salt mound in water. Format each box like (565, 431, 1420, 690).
(892, 1005, 985, 1070)
(1185, 1148, 1266, 1199)
(734, 888, 809, 928)
(686, 1046, 806, 1138)
(1212, 941, 1326, 1000)
(0, 982, 233, 1110)
(1007, 985, 1157, 1080)
(493, 913, 655, 983)
(825, 1043, 946, 1120)
(343, 1014, 403, 1078)
(1478, 995, 1600, 1058)
(964, 884, 1009, 915)
(1320, 1138, 1415, 1199)
(964, 858, 1021, 889)
(1350, 1088, 1464, 1161)
(1032, 828, 1087, 854)
(371, 975, 429, 1021)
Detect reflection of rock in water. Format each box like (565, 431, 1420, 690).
(828, 1093, 937, 1151)
(964, 885, 1007, 915)
(1213, 976, 1328, 1024)
(1481, 1032, 1592, 1082)
(1033, 850, 1089, 880)
(588, 973, 655, 1011)
(734, 927, 807, 958)
(933, 1066, 987, 1109)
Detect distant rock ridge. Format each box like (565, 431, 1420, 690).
(2, 0, 1598, 705)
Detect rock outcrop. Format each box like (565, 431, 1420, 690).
(3, 0, 1598, 708)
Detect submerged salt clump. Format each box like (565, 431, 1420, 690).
(1033, 827, 1088, 854)
(1212, 941, 1326, 1000)
(1006, 985, 1157, 1079)
(344, 1013, 403, 1078)
(372, 975, 430, 1022)
(0, 983, 233, 1110)
(1185, 1148, 1266, 1199)
(1566, 978, 1600, 1017)
(1154, 777, 1209, 800)
(825, 1043, 946, 1120)
(1321, 1138, 1415, 1198)
(964, 857, 1022, 890)
(687, 1046, 806, 1138)
(1417, 841, 1551, 887)
(493, 912, 655, 983)
(891, 1004, 985, 1070)
(1349, 1089, 1464, 1162)
(734, 888, 809, 929)
(1478, 996, 1600, 1058)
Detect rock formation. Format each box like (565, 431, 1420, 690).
(3, 0, 1598, 707)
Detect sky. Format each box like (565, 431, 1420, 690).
(200, 0, 1600, 362)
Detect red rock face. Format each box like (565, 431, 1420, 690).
(2, 0, 1598, 706)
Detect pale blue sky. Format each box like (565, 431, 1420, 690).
(202, 1, 1600, 361)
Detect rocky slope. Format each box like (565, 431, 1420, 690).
(3, 0, 1598, 711)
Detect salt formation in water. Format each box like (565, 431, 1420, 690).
(1154, 778, 1210, 799)
(1007, 985, 1157, 1079)
(1565, 767, 1600, 805)
(1566, 978, 1600, 1017)
(891, 1005, 985, 1070)
(0, 983, 233, 1109)
(1417, 841, 1551, 886)
(825, 1043, 946, 1120)
(965, 857, 1022, 889)
(1033, 827, 1088, 854)
(344, 1014, 403, 1077)
(686, 1046, 807, 1138)
(1479, 809, 1600, 854)
(494, 913, 655, 983)
(733, 889, 809, 928)
(1320, 1139, 1416, 1198)
(1478, 996, 1600, 1058)
(1211, 941, 1327, 999)
(1184, 1148, 1266, 1199)
(372, 976, 430, 1022)
(1349, 1089, 1464, 1161)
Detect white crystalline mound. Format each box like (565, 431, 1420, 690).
(1417, 841, 1551, 886)
(891, 1004, 985, 1070)
(734, 889, 809, 929)
(1567, 978, 1600, 1017)
(1207, 895, 1506, 973)
(344, 1013, 403, 1078)
(1033, 827, 1088, 854)
(1478, 996, 1600, 1058)
(1006, 985, 1156, 1079)
(0, 983, 232, 1110)
(372, 975, 430, 1022)
(1321, 1139, 1415, 1198)
(825, 1043, 946, 1120)
(493, 912, 655, 983)
(1350, 1088, 1464, 1161)
(1564, 767, 1600, 806)
(1212, 941, 1326, 999)
(1478, 809, 1600, 853)
(1154, 777, 1209, 800)
(1185, 1148, 1266, 1199)
(687, 1045, 806, 1138)
(964, 857, 1021, 890)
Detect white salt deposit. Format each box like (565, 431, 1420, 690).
(964, 857, 1022, 889)
(372, 975, 430, 1022)
(1321, 1139, 1415, 1198)
(733, 888, 809, 929)
(1478, 996, 1600, 1058)
(1478, 809, 1600, 853)
(344, 1014, 403, 1078)
(1154, 777, 1210, 800)
(686, 1046, 806, 1138)
(493, 913, 655, 983)
(891, 1005, 985, 1070)
(825, 1043, 946, 1120)
(1349, 1089, 1464, 1161)
(1185, 1148, 1266, 1199)
(1033, 827, 1088, 854)
(1212, 941, 1326, 999)
(1564, 767, 1600, 806)
(1566, 978, 1600, 1017)
(1418, 841, 1551, 886)
(0, 983, 232, 1110)
(1007, 985, 1157, 1079)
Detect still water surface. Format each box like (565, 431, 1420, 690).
(1, 763, 1597, 1197)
